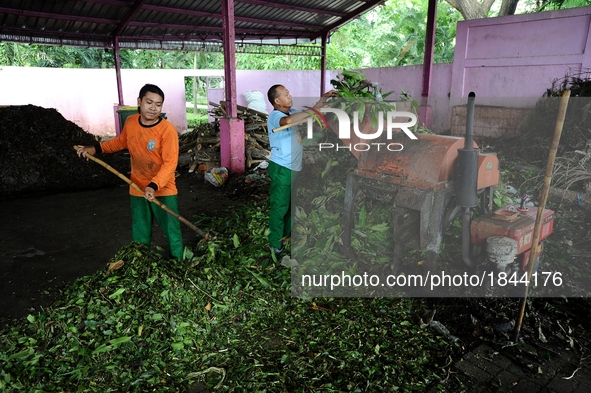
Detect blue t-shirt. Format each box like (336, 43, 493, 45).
(267, 109, 303, 171)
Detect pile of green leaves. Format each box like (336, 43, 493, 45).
(329, 70, 396, 127)
(1, 200, 461, 392)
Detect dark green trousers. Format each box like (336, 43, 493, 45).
(130, 195, 184, 259)
(268, 161, 298, 249)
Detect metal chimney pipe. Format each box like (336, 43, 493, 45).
(464, 92, 475, 150)
(456, 92, 479, 208)
(456, 92, 479, 268)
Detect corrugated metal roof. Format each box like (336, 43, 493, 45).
(0, 0, 384, 54)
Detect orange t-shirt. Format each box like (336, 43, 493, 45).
(101, 114, 179, 197)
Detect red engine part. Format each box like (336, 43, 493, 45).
(470, 204, 555, 270)
(519, 242, 544, 271)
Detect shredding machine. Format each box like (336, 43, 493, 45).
(340, 93, 555, 273)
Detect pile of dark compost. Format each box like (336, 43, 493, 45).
(0, 105, 131, 200)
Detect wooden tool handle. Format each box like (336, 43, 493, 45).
(272, 116, 311, 133)
(73, 146, 207, 238)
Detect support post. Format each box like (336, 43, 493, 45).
(114, 36, 123, 106)
(220, 118, 245, 173)
(221, 0, 245, 174)
(320, 32, 329, 96)
(193, 53, 198, 115)
(419, 0, 437, 129)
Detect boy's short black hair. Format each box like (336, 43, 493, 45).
(139, 84, 165, 102)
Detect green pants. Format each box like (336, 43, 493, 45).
(268, 161, 298, 249)
(130, 195, 184, 259)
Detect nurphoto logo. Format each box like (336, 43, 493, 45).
(304, 107, 418, 152)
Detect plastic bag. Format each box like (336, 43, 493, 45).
(243, 90, 268, 114)
(204, 167, 228, 187)
(253, 161, 269, 171)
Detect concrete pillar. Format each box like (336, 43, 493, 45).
(221, 0, 244, 174)
(220, 118, 245, 174)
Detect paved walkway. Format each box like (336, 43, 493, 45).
(453, 344, 591, 392)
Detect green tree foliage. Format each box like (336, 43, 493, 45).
(327, 0, 462, 67)
(531, 0, 591, 11)
(446, 0, 590, 19)
(235, 0, 462, 70)
(236, 52, 320, 70)
(0, 0, 587, 70)
(0, 43, 223, 70)
(0, 43, 114, 68)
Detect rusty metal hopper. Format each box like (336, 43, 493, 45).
(357, 134, 474, 190)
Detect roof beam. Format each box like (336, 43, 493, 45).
(0, 27, 318, 52)
(0, 26, 312, 44)
(236, 0, 346, 17)
(0, 5, 319, 33)
(141, 4, 320, 29)
(82, 0, 133, 6)
(0, 7, 119, 25)
(112, 0, 144, 37)
(0, 0, 378, 51)
(0, 8, 311, 38)
(312, 0, 385, 40)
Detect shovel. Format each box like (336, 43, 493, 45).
(73, 146, 207, 238)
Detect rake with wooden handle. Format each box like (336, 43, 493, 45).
(73, 146, 207, 238)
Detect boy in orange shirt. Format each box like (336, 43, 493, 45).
(77, 84, 183, 259)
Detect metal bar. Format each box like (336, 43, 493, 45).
(421, 0, 437, 99)
(141, 4, 320, 29)
(236, 0, 346, 17)
(83, 0, 343, 18)
(312, 0, 384, 40)
(114, 36, 124, 106)
(0, 29, 322, 55)
(0, 7, 119, 25)
(124, 20, 312, 33)
(0, 33, 319, 52)
(82, 0, 132, 6)
(112, 0, 144, 37)
(0, 23, 313, 41)
(465, 92, 475, 150)
(0, 6, 316, 32)
(320, 32, 328, 96)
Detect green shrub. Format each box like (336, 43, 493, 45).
(186, 112, 209, 128)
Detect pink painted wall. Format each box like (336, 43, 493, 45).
(364, 6, 591, 133)
(0, 66, 335, 137)
(208, 69, 339, 115)
(2, 6, 590, 137)
(451, 6, 591, 104)
(361, 64, 453, 132)
(0, 67, 223, 137)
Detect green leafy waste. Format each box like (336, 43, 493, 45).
(328, 69, 431, 136)
(329, 69, 397, 129)
(0, 202, 460, 392)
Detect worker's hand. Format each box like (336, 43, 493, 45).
(144, 186, 156, 202)
(76, 145, 96, 160)
(314, 90, 339, 108)
(322, 89, 339, 98)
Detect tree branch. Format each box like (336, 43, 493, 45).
(499, 0, 519, 15)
